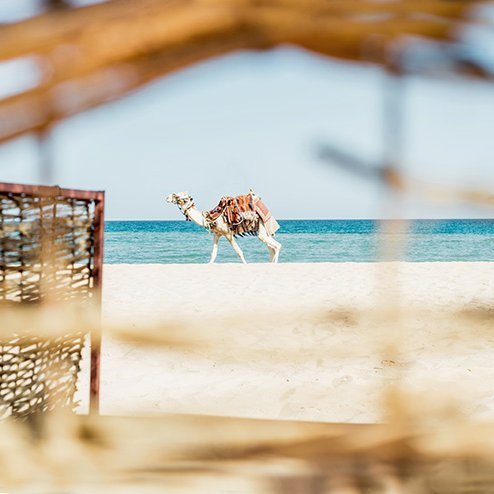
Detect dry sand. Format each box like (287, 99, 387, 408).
(77, 263, 494, 423)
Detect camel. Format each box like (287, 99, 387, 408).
(166, 191, 281, 264)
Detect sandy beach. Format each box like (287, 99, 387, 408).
(77, 262, 494, 423)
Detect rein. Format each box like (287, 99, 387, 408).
(179, 199, 195, 221)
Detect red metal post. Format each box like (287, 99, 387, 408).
(90, 192, 105, 414)
(0, 182, 104, 201)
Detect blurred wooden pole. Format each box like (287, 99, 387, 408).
(0, 0, 484, 145)
(382, 70, 405, 174)
(37, 128, 55, 185)
(44, 0, 70, 10)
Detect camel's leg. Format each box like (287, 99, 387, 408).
(258, 230, 276, 261)
(226, 234, 247, 264)
(209, 234, 220, 263)
(258, 224, 281, 263)
(269, 237, 281, 263)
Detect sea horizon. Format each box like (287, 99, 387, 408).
(104, 219, 494, 264)
(107, 218, 494, 222)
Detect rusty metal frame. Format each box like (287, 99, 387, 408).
(0, 181, 105, 414)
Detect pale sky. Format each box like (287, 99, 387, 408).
(1, 47, 494, 220)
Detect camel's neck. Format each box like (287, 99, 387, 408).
(183, 206, 206, 228)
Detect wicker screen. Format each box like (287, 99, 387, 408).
(0, 183, 104, 418)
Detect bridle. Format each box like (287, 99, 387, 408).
(177, 196, 195, 220)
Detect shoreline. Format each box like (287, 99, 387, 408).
(102, 260, 493, 264)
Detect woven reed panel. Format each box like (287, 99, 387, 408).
(0, 188, 99, 418)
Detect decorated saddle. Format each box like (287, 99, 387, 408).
(205, 192, 280, 237)
(207, 194, 254, 225)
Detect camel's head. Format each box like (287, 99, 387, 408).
(166, 192, 193, 208)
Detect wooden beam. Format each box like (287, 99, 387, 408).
(0, 0, 486, 144)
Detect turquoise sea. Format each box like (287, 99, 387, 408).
(104, 220, 494, 264)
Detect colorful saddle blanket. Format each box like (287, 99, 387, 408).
(206, 193, 280, 236)
(253, 197, 280, 236)
(207, 194, 254, 225)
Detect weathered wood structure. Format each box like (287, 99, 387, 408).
(1, 2, 494, 492)
(0, 183, 104, 417)
(0, 0, 491, 145)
